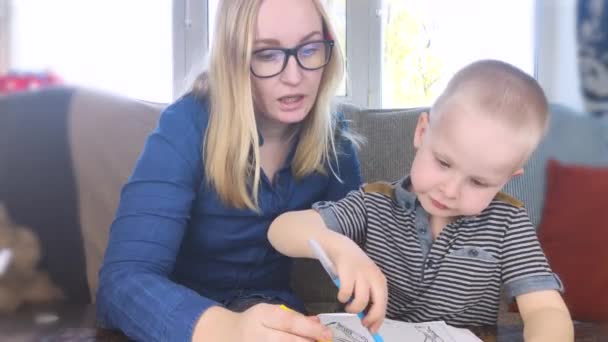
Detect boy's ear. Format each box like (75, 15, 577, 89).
(511, 168, 524, 178)
(413, 112, 430, 149)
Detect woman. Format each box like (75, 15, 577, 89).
(96, 0, 369, 340)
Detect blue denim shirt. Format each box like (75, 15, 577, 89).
(96, 94, 362, 342)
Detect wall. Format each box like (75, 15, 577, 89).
(537, 0, 585, 112)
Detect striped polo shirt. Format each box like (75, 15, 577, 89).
(313, 176, 562, 326)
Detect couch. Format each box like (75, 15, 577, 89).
(1, 87, 606, 325)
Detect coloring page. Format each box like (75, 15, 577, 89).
(317, 314, 482, 342)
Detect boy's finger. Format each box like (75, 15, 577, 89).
(362, 277, 387, 328)
(362, 302, 384, 331)
(368, 320, 383, 334)
(337, 272, 355, 303)
(346, 276, 370, 314)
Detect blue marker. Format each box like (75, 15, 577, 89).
(308, 239, 384, 342)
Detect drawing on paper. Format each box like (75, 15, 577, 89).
(325, 322, 370, 342)
(415, 325, 446, 342)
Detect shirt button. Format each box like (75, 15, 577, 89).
(468, 249, 479, 257)
(426, 259, 434, 268)
(418, 227, 426, 234)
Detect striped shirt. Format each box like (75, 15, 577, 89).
(313, 176, 562, 326)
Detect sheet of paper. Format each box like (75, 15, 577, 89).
(318, 313, 375, 342)
(379, 319, 457, 342)
(317, 313, 482, 342)
(447, 325, 484, 342)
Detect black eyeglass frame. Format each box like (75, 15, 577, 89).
(250, 39, 335, 78)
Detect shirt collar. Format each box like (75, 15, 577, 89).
(395, 175, 417, 212)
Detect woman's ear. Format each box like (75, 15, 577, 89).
(413, 112, 430, 149)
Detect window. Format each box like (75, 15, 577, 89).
(7, 0, 536, 107)
(328, 0, 346, 95)
(9, 0, 173, 103)
(380, 0, 536, 108)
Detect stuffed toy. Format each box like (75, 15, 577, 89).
(0, 204, 64, 313)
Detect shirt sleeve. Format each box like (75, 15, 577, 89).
(96, 96, 217, 342)
(323, 114, 363, 202)
(501, 207, 564, 301)
(313, 188, 368, 245)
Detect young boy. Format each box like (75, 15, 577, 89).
(268, 60, 574, 341)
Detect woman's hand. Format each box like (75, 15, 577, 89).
(329, 235, 388, 333)
(193, 304, 333, 342)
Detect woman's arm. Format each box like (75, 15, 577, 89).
(96, 97, 214, 342)
(97, 97, 336, 342)
(517, 290, 574, 342)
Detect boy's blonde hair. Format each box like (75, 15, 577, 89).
(432, 60, 549, 157)
(191, 0, 346, 210)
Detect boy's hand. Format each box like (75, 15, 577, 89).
(330, 235, 388, 333)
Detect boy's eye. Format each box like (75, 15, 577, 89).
(470, 179, 488, 187)
(436, 157, 450, 168)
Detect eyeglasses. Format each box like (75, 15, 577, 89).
(251, 40, 334, 78)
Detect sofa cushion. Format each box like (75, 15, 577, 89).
(68, 88, 162, 301)
(344, 107, 424, 183)
(0, 87, 164, 303)
(0, 87, 90, 302)
(537, 159, 608, 321)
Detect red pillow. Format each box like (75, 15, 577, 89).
(537, 159, 608, 321)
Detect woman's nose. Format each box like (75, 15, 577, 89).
(279, 55, 304, 85)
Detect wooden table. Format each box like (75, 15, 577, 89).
(1, 304, 606, 341)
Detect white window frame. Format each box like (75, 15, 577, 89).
(173, 0, 208, 99)
(346, 0, 382, 108)
(174, 0, 538, 108)
(0, 0, 11, 74)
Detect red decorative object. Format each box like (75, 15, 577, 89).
(537, 159, 608, 321)
(0, 71, 62, 95)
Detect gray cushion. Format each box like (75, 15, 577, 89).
(345, 107, 425, 183)
(503, 104, 608, 226)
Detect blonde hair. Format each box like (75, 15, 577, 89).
(191, 0, 346, 210)
(432, 59, 549, 154)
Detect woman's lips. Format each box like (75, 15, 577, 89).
(278, 95, 305, 111)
